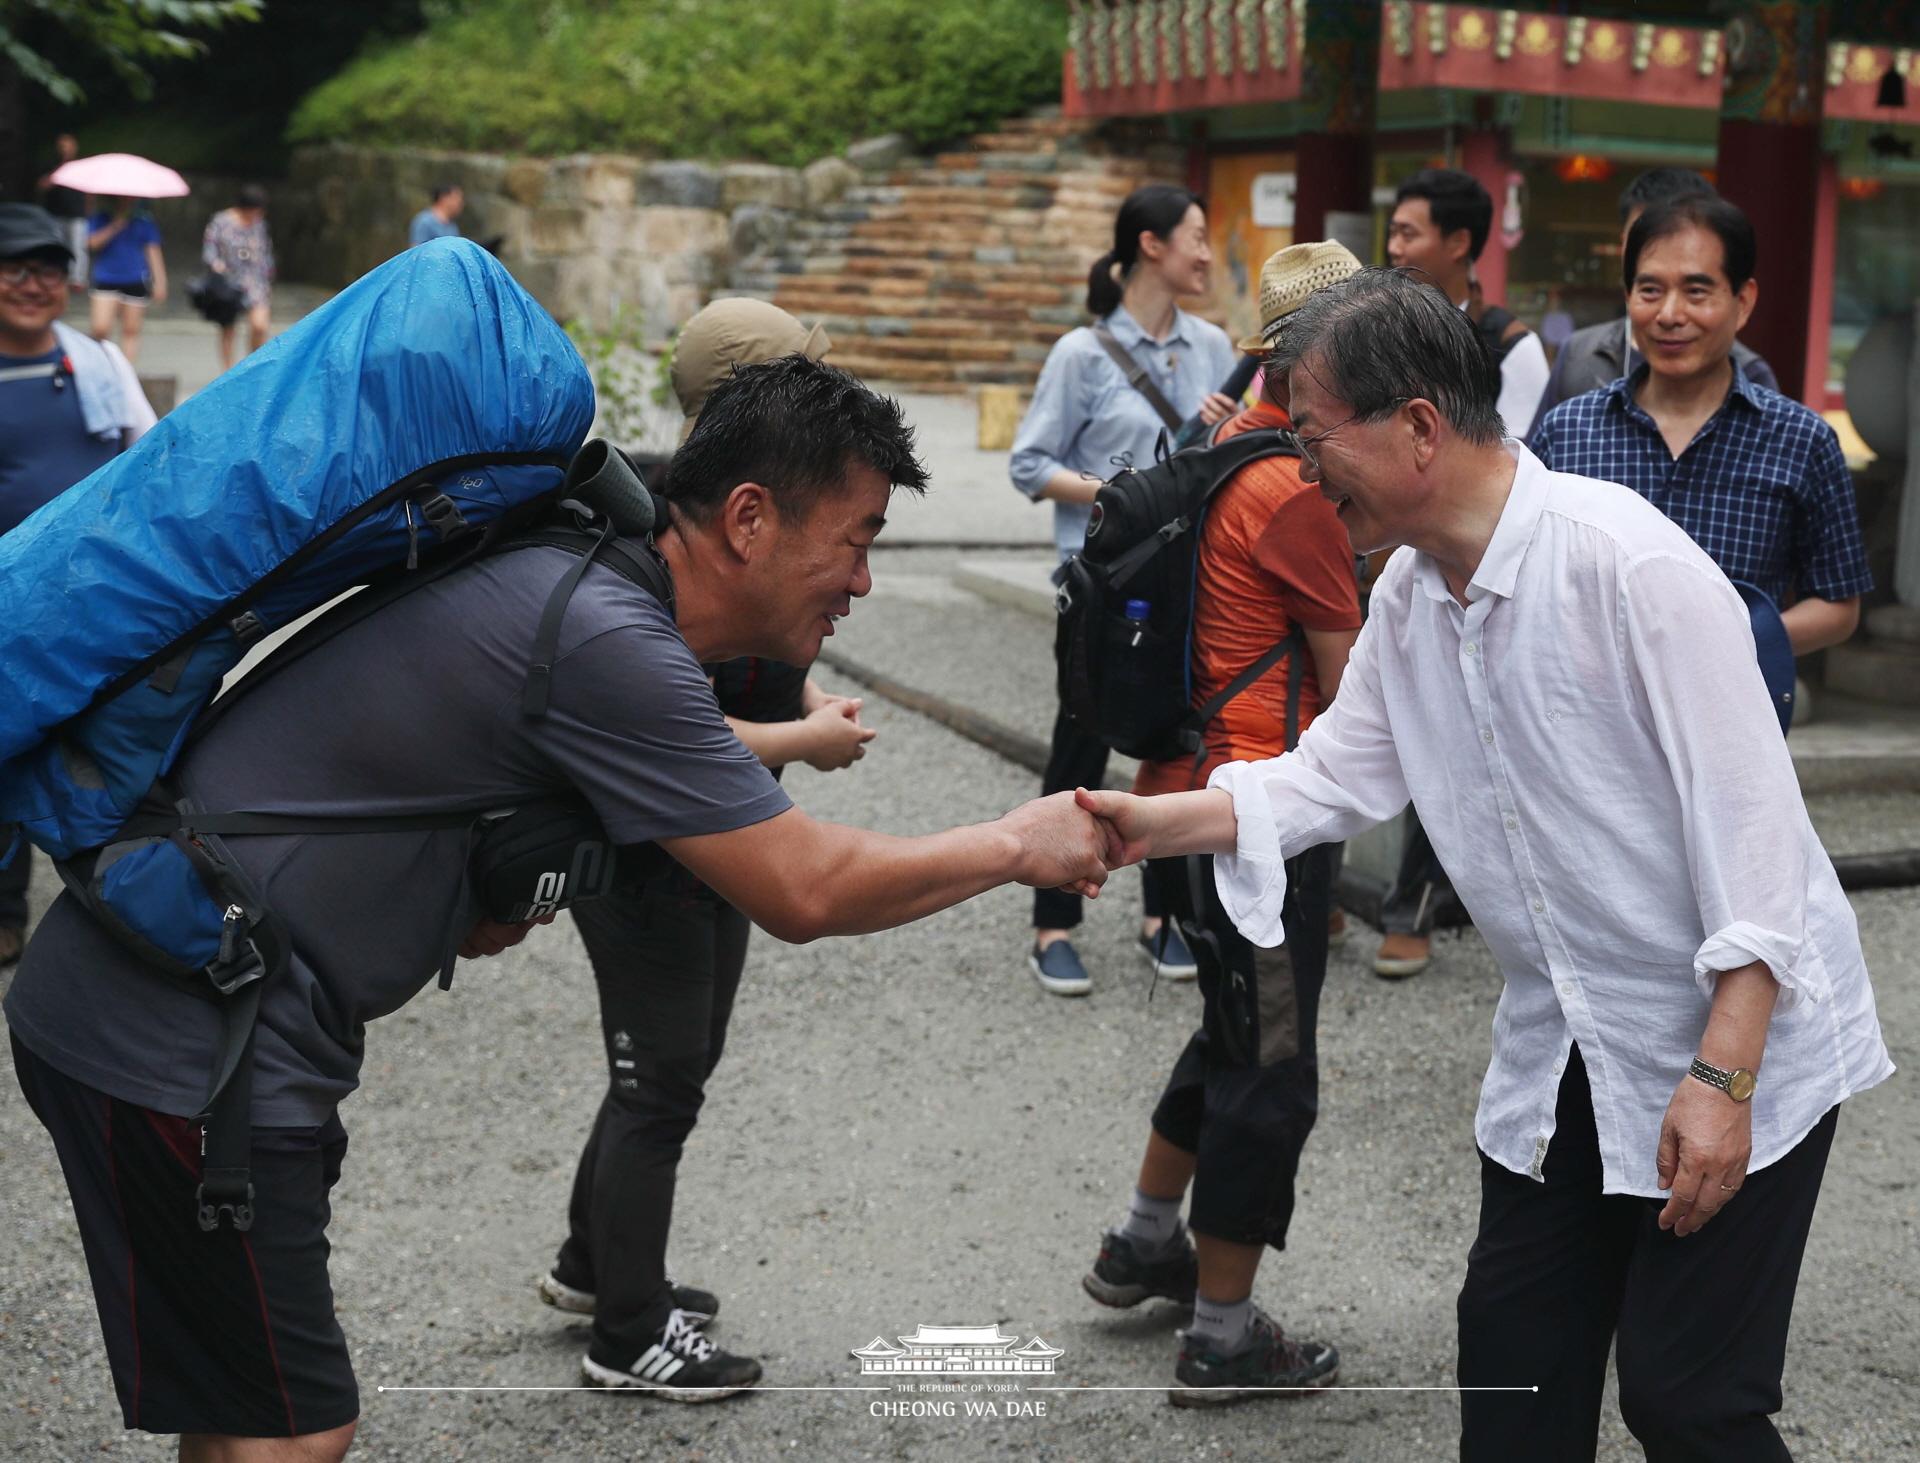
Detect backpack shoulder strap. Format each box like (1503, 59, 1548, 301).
(1102, 428, 1303, 592)
(1092, 323, 1183, 432)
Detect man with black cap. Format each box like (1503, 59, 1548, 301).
(0, 202, 155, 967)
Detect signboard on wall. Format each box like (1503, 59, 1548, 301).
(1251, 172, 1297, 229)
(1325, 210, 1375, 264)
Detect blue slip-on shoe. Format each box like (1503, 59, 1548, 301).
(1029, 939, 1092, 996)
(1139, 923, 1199, 981)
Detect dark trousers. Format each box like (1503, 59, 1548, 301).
(1148, 845, 1332, 1248)
(1032, 700, 1164, 930)
(556, 877, 750, 1354)
(1380, 810, 1456, 935)
(1458, 1047, 1838, 1462)
(0, 836, 31, 929)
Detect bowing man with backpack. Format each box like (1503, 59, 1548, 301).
(1010, 183, 1239, 996)
(1065, 242, 1364, 1406)
(0, 242, 1114, 1457)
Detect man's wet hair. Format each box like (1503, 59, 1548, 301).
(1271, 267, 1505, 447)
(665, 353, 929, 524)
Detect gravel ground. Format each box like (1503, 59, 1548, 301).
(2, 646, 1915, 1462)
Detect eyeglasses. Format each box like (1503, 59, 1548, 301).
(1295, 399, 1407, 474)
(0, 260, 68, 288)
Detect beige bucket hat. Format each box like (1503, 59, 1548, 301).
(670, 298, 832, 422)
(1235, 240, 1366, 353)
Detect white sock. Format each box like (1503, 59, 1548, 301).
(1188, 1293, 1255, 1353)
(1115, 1188, 1183, 1253)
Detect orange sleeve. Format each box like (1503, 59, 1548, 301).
(1252, 493, 1363, 632)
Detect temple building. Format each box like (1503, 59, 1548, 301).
(1064, 1, 1920, 410)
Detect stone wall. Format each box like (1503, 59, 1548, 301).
(269, 142, 876, 338)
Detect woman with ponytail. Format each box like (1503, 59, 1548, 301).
(1009, 183, 1237, 997)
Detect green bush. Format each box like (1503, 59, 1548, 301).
(289, 0, 1066, 166)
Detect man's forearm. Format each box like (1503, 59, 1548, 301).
(1140, 788, 1239, 860)
(1697, 959, 1779, 1072)
(794, 820, 1028, 939)
(1781, 595, 1860, 655)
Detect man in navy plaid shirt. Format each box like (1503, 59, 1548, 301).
(1529, 193, 1870, 654)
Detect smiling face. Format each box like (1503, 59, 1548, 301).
(0, 252, 70, 354)
(1139, 203, 1214, 300)
(1627, 222, 1755, 386)
(1288, 353, 1421, 556)
(754, 462, 891, 664)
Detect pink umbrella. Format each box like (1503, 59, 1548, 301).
(48, 153, 190, 200)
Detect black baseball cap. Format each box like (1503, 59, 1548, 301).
(0, 203, 74, 264)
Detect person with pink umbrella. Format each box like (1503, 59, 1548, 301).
(50, 153, 191, 368)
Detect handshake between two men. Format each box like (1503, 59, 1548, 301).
(464, 783, 1241, 960)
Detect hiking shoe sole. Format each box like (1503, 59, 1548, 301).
(1083, 1270, 1177, 1308)
(581, 1352, 758, 1403)
(1168, 1361, 1339, 1408)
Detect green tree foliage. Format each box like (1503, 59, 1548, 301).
(0, 0, 260, 104)
(289, 0, 1067, 166)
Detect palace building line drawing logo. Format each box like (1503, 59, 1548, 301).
(851, 1324, 1064, 1376)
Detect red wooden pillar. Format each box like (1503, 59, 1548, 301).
(1294, 0, 1380, 249)
(1803, 152, 1840, 407)
(1459, 124, 1511, 305)
(1714, 0, 1830, 402)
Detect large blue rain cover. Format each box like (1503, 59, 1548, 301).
(0, 238, 596, 857)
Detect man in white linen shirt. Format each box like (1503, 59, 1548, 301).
(1075, 268, 1891, 1462)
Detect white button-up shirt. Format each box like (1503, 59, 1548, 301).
(1209, 443, 1892, 1196)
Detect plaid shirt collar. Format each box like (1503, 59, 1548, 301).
(1603, 357, 1767, 440)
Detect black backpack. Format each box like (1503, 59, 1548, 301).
(1054, 427, 1307, 764)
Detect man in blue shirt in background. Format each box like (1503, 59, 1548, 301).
(0, 203, 155, 966)
(1530, 192, 1869, 658)
(409, 183, 465, 248)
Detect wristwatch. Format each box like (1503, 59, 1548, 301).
(1689, 1056, 1756, 1102)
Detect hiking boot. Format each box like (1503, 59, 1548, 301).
(1082, 1224, 1199, 1309)
(581, 1308, 760, 1402)
(1373, 932, 1431, 980)
(1169, 1307, 1340, 1408)
(538, 1269, 719, 1324)
(1138, 923, 1199, 980)
(1029, 938, 1091, 996)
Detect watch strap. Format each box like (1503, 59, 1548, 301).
(1688, 1056, 1754, 1100)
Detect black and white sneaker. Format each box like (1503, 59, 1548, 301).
(537, 1269, 719, 1324)
(581, 1309, 761, 1402)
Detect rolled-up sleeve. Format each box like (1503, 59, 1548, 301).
(1620, 553, 1820, 1009)
(1207, 617, 1411, 946)
(1009, 342, 1084, 500)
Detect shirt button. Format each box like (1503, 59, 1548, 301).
(1463, 642, 1477, 655)
(1533, 898, 1546, 913)
(1505, 816, 1518, 831)
(1559, 982, 1574, 997)
(1482, 730, 1494, 744)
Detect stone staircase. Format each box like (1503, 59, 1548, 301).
(727, 112, 1183, 394)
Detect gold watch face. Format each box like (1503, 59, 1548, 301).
(1727, 1068, 1757, 1102)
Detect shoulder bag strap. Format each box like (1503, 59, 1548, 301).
(1092, 324, 1183, 432)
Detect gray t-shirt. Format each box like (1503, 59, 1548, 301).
(5, 547, 790, 1123)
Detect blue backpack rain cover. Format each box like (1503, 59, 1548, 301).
(0, 238, 594, 973)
